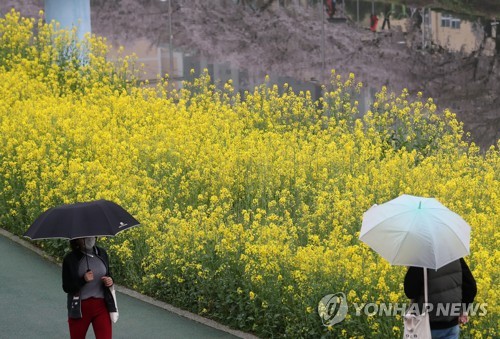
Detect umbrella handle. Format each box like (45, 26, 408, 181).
(83, 238, 90, 271)
(423, 268, 428, 305)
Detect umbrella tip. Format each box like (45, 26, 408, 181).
(418, 201, 422, 209)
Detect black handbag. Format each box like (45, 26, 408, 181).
(67, 293, 82, 319)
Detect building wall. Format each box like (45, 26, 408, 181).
(430, 12, 480, 53)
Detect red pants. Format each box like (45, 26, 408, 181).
(68, 298, 112, 339)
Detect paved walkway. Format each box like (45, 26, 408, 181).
(0, 229, 256, 339)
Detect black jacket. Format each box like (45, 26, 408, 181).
(62, 246, 116, 318)
(404, 258, 477, 329)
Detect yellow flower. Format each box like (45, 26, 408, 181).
(1, 13, 498, 337)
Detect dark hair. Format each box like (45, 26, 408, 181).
(70, 239, 82, 251)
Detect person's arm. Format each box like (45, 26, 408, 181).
(459, 258, 477, 324)
(62, 253, 87, 294)
(460, 258, 477, 304)
(404, 266, 423, 300)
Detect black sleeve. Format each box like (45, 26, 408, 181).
(460, 258, 477, 305)
(404, 266, 424, 300)
(62, 253, 86, 294)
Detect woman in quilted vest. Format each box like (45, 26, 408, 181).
(404, 258, 477, 339)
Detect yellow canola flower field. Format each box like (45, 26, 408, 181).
(0, 10, 498, 338)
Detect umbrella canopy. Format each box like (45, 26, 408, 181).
(24, 199, 140, 240)
(359, 194, 470, 270)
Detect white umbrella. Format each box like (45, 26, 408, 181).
(359, 194, 470, 270)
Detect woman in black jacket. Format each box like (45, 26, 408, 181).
(404, 258, 477, 339)
(62, 237, 115, 339)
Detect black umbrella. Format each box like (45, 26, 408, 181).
(24, 199, 140, 240)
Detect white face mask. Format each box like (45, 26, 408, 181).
(84, 237, 96, 250)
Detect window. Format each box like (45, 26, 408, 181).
(441, 14, 461, 29)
